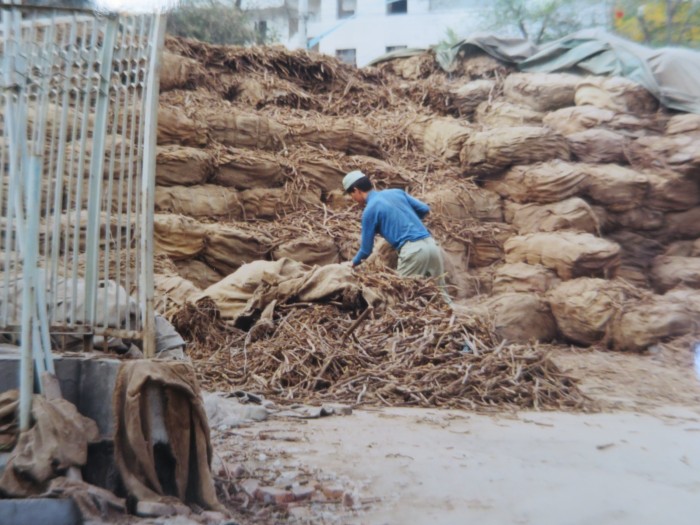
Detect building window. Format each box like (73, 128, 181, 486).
(387, 0, 407, 15)
(337, 0, 356, 19)
(386, 45, 407, 53)
(336, 48, 357, 66)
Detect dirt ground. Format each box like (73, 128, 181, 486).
(211, 345, 700, 525)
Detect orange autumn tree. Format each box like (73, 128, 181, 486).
(613, 0, 700, 47)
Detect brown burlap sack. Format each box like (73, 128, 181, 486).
(607, 230, 664, 288)
(160, 51, 206, 92)
(664, 239, 700, 257)
(468, 292, 557, 344)
(667, 114, 700, 135)
(272, 235, 340, 266)
(344, 155, 412, 189)
(211, 148, 286, 190)
(293, 155, 345, 193)
(645, 171, 700, 211)
(155, 184, 242, 219)
(607, 113, 665, 138)
(206, 110, 287, 150)
(574, 76, 658, 114)
(547, 278, 632, 346)
(154, 214, 208, 260)
(505, 198, 599, 235)
(607, 294, 698, 352)
(543, 105, 615, 135)
(423, 184, 503, 222)
(154, 273, 202, 313)
(656, 206, 700, 241)
(567, 129, 629, 164)
(408, 116, 471, 162)
(503, 72, 580, 112)
(202, 224, 272, 275)
(441, 240, 477, 300)
(239, 187, 321, 220)
(604, 207, 665, 232)
(158, 105, 208, 147)
(650, 255, 700, 293)
(469, 223, 516, 267)
(449, 79, 497, 118)
(484, 160, 586, 204)
(492, 262, 560, 295)
(505, 231, 620, 280)
(290, 118, 381, 158)
(627, 133, 700, 178)
(460, 126, 570, 178)
(474, 101, 544, 127)
(173, 260, 222, 290)
(581, 164, 649, 212)
(156, 145, 212, 186)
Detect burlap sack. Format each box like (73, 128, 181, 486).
(272, 235, 340, 266)
(408, 116, 471, 162)
(156, 145, 212, 186)
(211, 148, 286, 190)
(484, 160, 586, 204)
(469, 292, 557, 343)
(492, 262, 560, 294)
(154, 214, 208, 260)
(664, 239, 700, 257)
(575, 76, 658, 114)
(581, 164, 649, 212)
(607, 230, 664, 288)
(469, 223, 516, 267)
(505, 231, 620, 280)
(423, 184, 503, 222)
(155, 184, 242, 218)
(547, 278, 630, 345)
(474, 101, 544, 127)
(65, 135, 138, 179)
(441, 240, 477, 299)
(202, 224, 272, 275)
(205, 111, 287, 150)
(645, 171, 700, 211)
(173, 259, 223, 290)
(449, 79, 497, 118)
(667, 114, 700, 135)
(627, 133, 700, 178)
(656, 206, 700, 241)
(505, 198, 599, 235)
(607, 113, 664, 138)
(604, 207, 665, 231)
(290, 118, 381, 157)
(154, 273, 202, 313)
(344, 156, 412, 189)
(503, 72, 580, 112)
(160, 51, 205, 92)
(460, 126, 570, 178)
(650, 255, 700, 293)
(239, 187, 321, 220)
(158, 105, 208, 147)
(294, 155, 345, 193)
(566, 129, 629, 164)
(379, 53, 436, 80)
(543, 105, 615, 135)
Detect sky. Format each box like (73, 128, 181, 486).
(95, 0, 177, 13)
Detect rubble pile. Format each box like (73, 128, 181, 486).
(154, 37, 700, 408)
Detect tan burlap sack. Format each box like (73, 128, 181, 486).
(664, 288, 700, 315)
(441, 240, 477, 300)
(650, 255, 700, 293)
(156, 145, 212, 186)
(460, 126, 570, 178)
(154, 214, 208, 260)
(290, 118, 381, 157)
(627, 133, 700, 178)
(581, 164, 649, 212)
(492, 262, 560, 294)
(667, 114, 700, 135)
(469, 223, 516, 267)
(202, 224, 272, 275)
(543, 105, 615, 135)
(173, 259, 223, 290)
(449, 79, 497, 118)
(607, 113, 664, 138)
(423, 184, 503, 222)
(645, 171, 700, 211)
(160, 51, 206, 92)
(604, 207, 665, 231)
(154, 273, 202, 313)
(574, 76, 658, 114)
(205, 111, 288, 150)
(566, 129, 629, 164)
(211, 148, 287, 190)
(155, 184, 242, 219)
(607, 294, 697, 351)
(505, 231, 620, 279)
(294, 155, 345, 193)
(158, 105, 208, 147)
(239, 187, 321, 220)
(408, 116, 471, 162)
(503, 72, 580, 112)
(547, 278, 631, 345)
(469, 292, 557, 344)
(664, 238, 700, 257)
(343, 156, 412, 189)
(607, 230, 665, 288)
(272, 235, 340, 266)
(505, 198, 599, 235)
(474, 101, 544, 127)
(484, 160, 586, 204)
(656, 206, 700, 241)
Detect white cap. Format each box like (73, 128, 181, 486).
(342, 170, 366, 192)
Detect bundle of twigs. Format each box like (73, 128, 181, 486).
(173, 272, 590, 411)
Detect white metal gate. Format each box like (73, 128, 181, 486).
(0, 4, 164, 425)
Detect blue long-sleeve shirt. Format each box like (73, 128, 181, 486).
(352, 189, 431, 266)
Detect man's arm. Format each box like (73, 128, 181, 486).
(352, 208, 377, 266)
(405, 193, 430, 219)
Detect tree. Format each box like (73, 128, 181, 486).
(613, 0, 700, 47)
(166, 0, 263, 46)
(481, 0, 606, 44)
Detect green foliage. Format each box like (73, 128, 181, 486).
(613, 1, 700, 47)
(166, 0, 263, 46)
(434, 27, 462, 53)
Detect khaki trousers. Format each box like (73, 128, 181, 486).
(397, 237, 451, 302)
